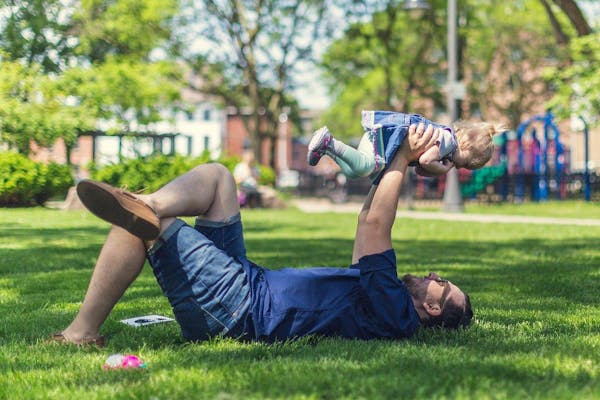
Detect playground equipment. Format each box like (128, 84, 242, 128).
(576, 115, 591, 201)
(498, 111, 567, 202)
(460, 162, 507, 198)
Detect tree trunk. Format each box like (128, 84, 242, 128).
(65, 144, 72, 166)
(251, 110, 262, 162)
(551, 0, 593, 37)
(269, 132, 276, 170)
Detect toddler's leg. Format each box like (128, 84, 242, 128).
(357, 125, 386, 174)
(307, 126, 375, 178)
(329, 131, 377, 178)
(334, 157, 360, 178)
(331, 146, 374, 178)
(307, 126, 358, 166)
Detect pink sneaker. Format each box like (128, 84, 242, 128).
(307, 126, 333, 166)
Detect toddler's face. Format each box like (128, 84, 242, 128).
(451, 149, 470, 168)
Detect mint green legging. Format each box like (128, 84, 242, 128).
(327, 131, 381, 178)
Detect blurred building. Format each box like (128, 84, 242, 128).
(152, 86, 225, 160)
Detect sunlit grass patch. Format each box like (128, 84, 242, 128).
(1, 207, 599, 399)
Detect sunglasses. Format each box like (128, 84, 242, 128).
(431, 277, 451, 309)
(427, 273, 450, 310)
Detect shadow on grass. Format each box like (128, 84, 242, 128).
(2, 229, 599, 336)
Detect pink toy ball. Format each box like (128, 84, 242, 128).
(103, 354, 147, 370)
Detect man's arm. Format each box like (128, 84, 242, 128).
(351, 123, 440, 263)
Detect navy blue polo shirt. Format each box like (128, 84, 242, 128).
(241, 249, 420, 342)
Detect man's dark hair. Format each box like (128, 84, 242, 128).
(421, 293, 474, 329)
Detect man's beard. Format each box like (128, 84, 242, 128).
(401, 274, 426, 299)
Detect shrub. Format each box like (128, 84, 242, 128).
(0, 152, 73, 206)
(90, 154, 277, 193)
(36, 162, 74, 204)
(90, 154, 207, 193)
(90, 153, 233, 193)
(258, 164, 276, 186)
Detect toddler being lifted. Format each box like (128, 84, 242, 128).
(308, 110, 502, 182)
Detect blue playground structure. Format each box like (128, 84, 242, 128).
(498, 111, 567, 202)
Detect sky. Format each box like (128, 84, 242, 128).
(581, 0, 600, 22)
(293, 59, 331, 111)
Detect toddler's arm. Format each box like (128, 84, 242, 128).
(415, 145, 454, 176)
(415, 159, 454, 177)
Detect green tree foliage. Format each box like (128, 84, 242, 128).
(0, 0, 75, 73)
(0, 59, 47, 153)
(319, 0, 589, 137)
(319, 0, 447, 140)
(544, 32, 600, 125)
(464, 1, 569, 128)
(0, 57, 94, 154)
(58, 58, 183, 132)
(0, 0, 185, 156)
(0, 1, 90, 155)
(72, 0, 180, 62)
(540, 0, 593, 43)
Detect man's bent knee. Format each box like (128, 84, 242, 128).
(205, 163, 236, 191)
(193, 163, 232, 179)
(202, 163, 239, 220)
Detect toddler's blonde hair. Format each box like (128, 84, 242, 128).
(454, 121, 505, 170)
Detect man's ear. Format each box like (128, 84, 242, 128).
(422, 302, 442, 317)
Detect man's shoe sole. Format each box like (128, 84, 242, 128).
(76, 180, 160, 240)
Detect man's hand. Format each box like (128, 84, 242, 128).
(399, 123, 441, 162)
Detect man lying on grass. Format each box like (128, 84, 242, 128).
(52, 123, 472, 347)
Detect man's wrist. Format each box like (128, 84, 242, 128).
(389, 150, 410, 171)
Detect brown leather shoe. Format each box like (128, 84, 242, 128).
(76, 179, 160, 240)
(50, 332, 106, 347)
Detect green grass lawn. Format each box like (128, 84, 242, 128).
(464, 200, 600, 219)
(1, 206, 600, 399)
(407, 199, 600, 219)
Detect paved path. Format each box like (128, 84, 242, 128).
(292, 198, 600, 227)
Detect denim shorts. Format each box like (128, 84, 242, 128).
(146, 214, 250, 341)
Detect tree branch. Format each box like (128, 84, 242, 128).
(539, 0, 570, 45)
(551, 0, 593, 37)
